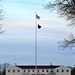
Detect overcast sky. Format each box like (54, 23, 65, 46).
(0, 0, 75, 66)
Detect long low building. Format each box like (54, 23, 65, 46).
(6, 65, 71, 75)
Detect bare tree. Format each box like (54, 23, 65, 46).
(0, 63, 10, 75)
(0, 64, 2, 75)
(1, 63, 10, 75)
(0, 0, 5, 33)
(58, 33, 75, 50)
(45, 0, 75, 50)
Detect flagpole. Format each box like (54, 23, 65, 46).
(35, 12, 37, 75)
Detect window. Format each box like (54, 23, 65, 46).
(62, 70, 64, 72)
(8, 70, 10, 72)
(42, 70, 44, 72)
(46, 70, 48, 72)
(18, 70, 20, 72)
(24, 70, 26, 72)
(37, 70, 39, 72)
(32, 70, 34, 72)
(57, 70, 59, 72)
(51, 70, 53, 72)
(13, 70, 15, 72)
(28, 70, 30, 72)
(67, 70, 69, 72)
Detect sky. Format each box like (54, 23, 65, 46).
(0, 0, 75, 66)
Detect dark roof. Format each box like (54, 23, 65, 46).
(17, 65, 60, 69)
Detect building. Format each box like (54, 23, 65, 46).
(6, 65, 71, 75)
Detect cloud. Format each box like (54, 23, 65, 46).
(4, 19, 35, 28)
(0, 0, 74, 66)
(29, 48, 74, 66)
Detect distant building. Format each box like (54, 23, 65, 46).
(6, 65, 71, 75)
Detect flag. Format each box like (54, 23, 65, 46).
(36, 15, 40, 20)
(38, 24, 41, 29)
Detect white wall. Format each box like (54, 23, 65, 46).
(6, 66, 55, 75)
(55, 66, 71, 75)
(6, 66, 23, 75)
(6, 66, 71, 75)
(22, 69, 54, 75)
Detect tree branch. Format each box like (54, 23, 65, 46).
(58, 33, 75, 50)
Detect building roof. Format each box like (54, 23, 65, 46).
(16, 65, 60, 69)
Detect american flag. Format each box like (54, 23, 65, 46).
(36, 15, 40, 20)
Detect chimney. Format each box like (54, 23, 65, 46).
(50, 62, 53, 66)
(15, 63, 17, 66)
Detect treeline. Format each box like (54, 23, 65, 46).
(0, 63, 9, 75)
